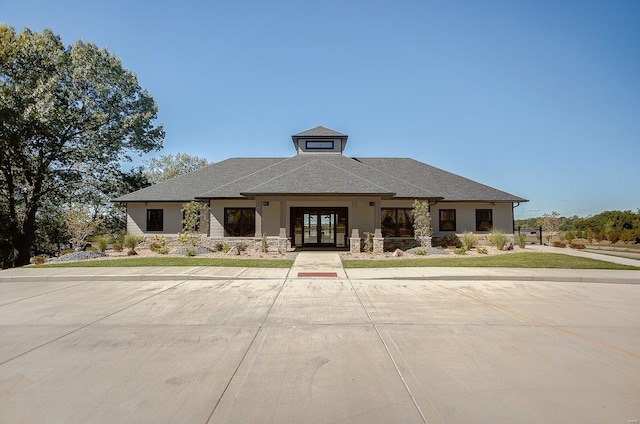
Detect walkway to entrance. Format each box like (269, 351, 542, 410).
(289, 251, 346, 279)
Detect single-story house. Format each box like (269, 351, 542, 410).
(113, 126, 527, 253)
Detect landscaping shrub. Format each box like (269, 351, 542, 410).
(94, 235, 110, 252)
(60, 248, 75, 256)
(112, 242, 123, 252)
(490, 229, 508, 250)
(515, 233, 527, 248)
(124, 234, 144, 254)
(432, 234, 462, 248)
(363, 232, 373, 253)
(33, 256, 46, 264)
(157, 247, 169, 255)
(184, 247, 197, 257)
(564, 230, 575, 244)
(414, 248, 427, 255)
(553, 241, 567, 248)
(149, 235, 168, 252)
(453, 247, 467, 255)
(461, 232, 478, 250)
(570, 243, 586, 250)
(477, 247, 488, 254)
(222, 243, 232, 253)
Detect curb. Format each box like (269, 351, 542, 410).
(2, 272, 639, 284)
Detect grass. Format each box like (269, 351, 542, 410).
(33, 252, 639, 270)
(342, 252, 640, 270)
(36, 257, 294, 268)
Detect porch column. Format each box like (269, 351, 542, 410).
(254, 200, 263, 238)
(350, 200, 361, 254)
(373, 199, 384, 254)
(278, 200, 289, 252)
(279, 200, 286, 238)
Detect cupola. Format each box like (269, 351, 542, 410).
(291, 126, 348, 155)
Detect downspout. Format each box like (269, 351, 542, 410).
(512, 202, 520, 233)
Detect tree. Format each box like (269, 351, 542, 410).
(412, 199, 432, 246)
(0, 26, 164, 266)
(541, 211, 564, 245)
(178, 201, 209, 247)
(144, 153, 209, 184)
(64, 204, 102, 250)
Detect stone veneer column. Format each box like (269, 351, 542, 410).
(350, 228, 361, 254)
(373, 237, 384, 254)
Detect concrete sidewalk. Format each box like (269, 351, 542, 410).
(526, 243, 640, 267)
(1, 246, 639, 284)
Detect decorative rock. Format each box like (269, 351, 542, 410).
(392, 248, 404, 257)
(227, 246, 240, 255)
(503, 241, 514, 251)
(50, 251, 107, 262)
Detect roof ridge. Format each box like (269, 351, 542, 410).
(349, 157, 441, 198)
(292, 126, 347, 137)
(241, 156, 397, 195)
(195, 157, 291, 197)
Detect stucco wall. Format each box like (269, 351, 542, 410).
(126, 198, 515, 239)
(431, 202, 513, 236)
(209, 199, 255, 238)
(126, 202, 185, 236)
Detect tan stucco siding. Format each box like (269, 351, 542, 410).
(126, 202, 185, 236)
(209, 199, 255, 238)
(432, 202, 513, 236)
(259, 200, 281, 236)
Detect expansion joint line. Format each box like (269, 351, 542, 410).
(206, 277, 288, 424)
(0, 280, 92, 307)
(346, 277, 430, 424)
(0, 279, 191, 368)
(438, 285, 640, 359)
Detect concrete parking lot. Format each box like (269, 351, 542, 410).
(1, 266, 639, 423)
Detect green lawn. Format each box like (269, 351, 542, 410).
(37, 257, 294, 268)
(342, 252, 640, 270)
(34, 252, 639, 270)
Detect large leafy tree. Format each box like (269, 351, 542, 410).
(144, 153, 209, 184)
(0, 26, 164, 266)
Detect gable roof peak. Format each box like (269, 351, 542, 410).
(292, 126, 347, 138)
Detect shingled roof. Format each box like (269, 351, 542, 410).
(113, 154, 526, 203)
(291, 126, 347, 138)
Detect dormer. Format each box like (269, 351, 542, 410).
(291, 126, 348, 155)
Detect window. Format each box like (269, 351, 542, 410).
(381, 208, 414, 237)
(306, 140, 334, 150)
(224, 208, 255, 237)
(146, 209, 163, 231)
(439, 209, 456, 232)
(476, 209, 493, 231)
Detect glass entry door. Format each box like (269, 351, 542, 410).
(292, 208, 347, 247)
(303, 212, 335, 245)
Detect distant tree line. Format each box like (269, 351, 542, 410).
(515, 209, 640, 244)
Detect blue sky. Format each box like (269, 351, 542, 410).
(3, 0, 639, 219)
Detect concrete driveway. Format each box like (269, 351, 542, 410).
(1, 267, 639, 423)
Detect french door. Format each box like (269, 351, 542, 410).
(291, 208, 347, 247)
